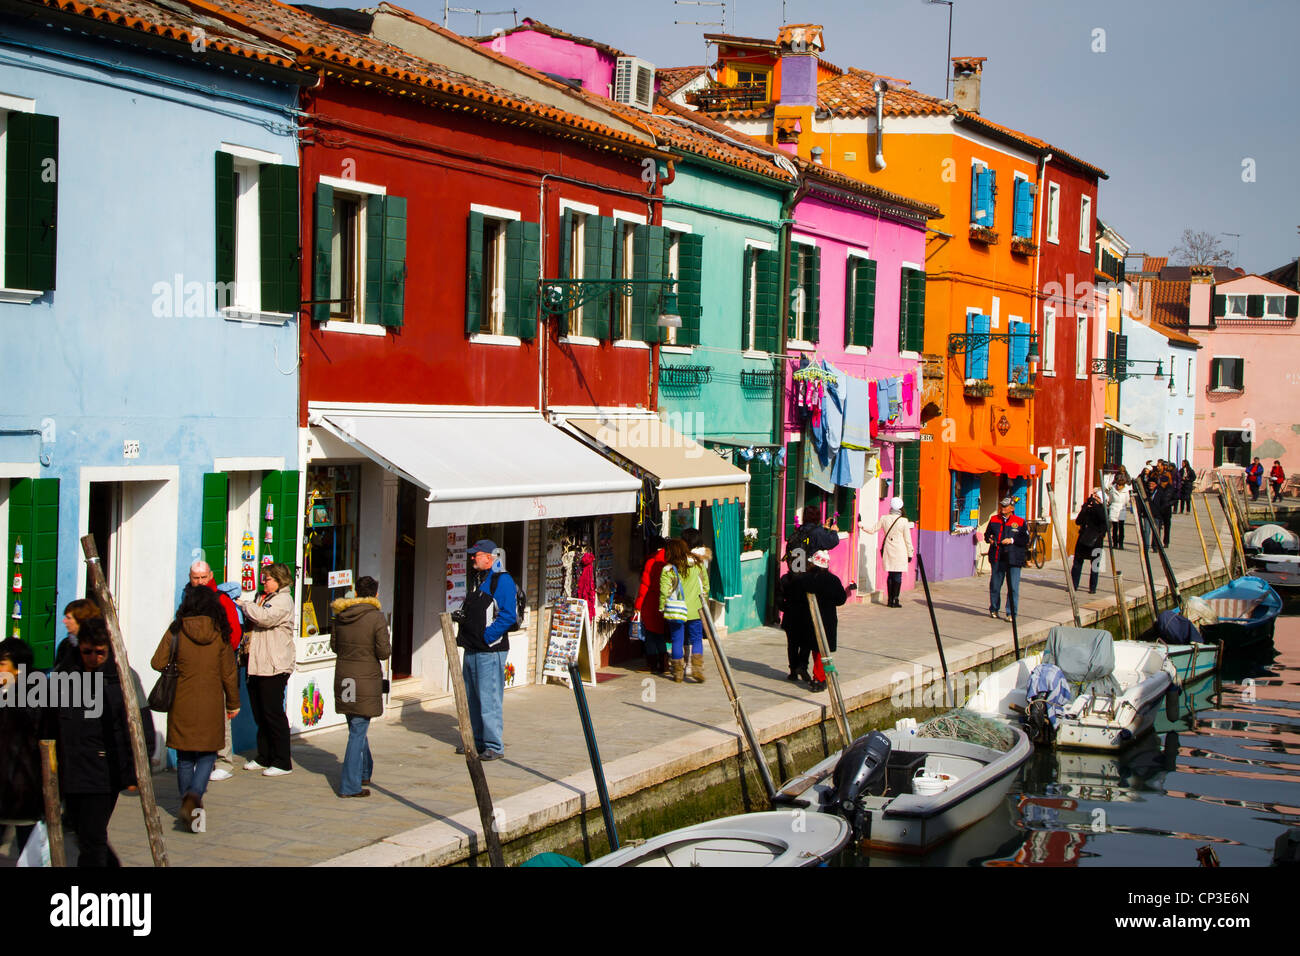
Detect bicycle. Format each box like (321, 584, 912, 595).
(1025, 519, 1047, 569)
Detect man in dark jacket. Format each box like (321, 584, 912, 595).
(454, 540, 516, 761)
(985, 497, 1029, 621)
(331, 576, 391, 797)
(0, 638, 43, 857)
(1071, 490, 1109, 594)
(782, 505, 840, 571)
(1247, 457, 1264, 500)
(1151, 477, 1174, 548)
(54, 618, 134, 867)
(777, 552, 850, 690)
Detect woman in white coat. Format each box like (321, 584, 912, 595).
(865, 497, 915, 607)
(1106, 477, 1132, 549)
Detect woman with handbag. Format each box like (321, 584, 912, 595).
(658, 539, 710, 684)
(330, 576, 391, 798)
(152, 584, 239, 829)
(237, 563, 296, 776)
(863, 497, 914, 607)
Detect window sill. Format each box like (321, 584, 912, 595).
(321, 320, 386, 337)
(739, 550, 766, 562)
(1046, 235, 1060, 245)
(613, 339, 651, 350)
(786, 340, 816, 352)
(661, 345, 693, 355)
(0, 287, 44, 304)
(469, 333, 523, 347)
(223, 306, 294, 326)
(844, 345, 870, 356)
(899, 350, 920, 361)
(1209, 386, 1243, 393)
(559, 335, 600, 347)
(1040, 369, 1056, 377)
(742, 349, 770, 360)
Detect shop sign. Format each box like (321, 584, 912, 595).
(327, 569, 353, 589)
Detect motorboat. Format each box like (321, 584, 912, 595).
(1148, 606, 1221, 684)
(1199, 575, 1283, 651)
(772, 720, 1032, 853)
(584, 810, 851, 867)
(965, 627, 1179, 751)
(1243, 524, 1300, 590)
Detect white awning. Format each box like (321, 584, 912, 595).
(314, 412, 640, 526)
(1102, 418, 1156, 446)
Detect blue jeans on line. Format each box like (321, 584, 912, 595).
(989, 564, 1021, 617)
(667, 619, 704, 660)
(177, 751, 217, 799)
(341, 715, 374, 795)
(463, 650, 506, 755)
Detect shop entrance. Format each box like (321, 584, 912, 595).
(390, 479, 417, 678)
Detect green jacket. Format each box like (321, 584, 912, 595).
(659, 562, 710, 616)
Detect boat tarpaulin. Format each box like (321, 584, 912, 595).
(982, 446, 1048, 478)
(314, 412, 640, 526)
(1043, 626, 1120, 697)
(566, 418, 750, 512)
(948, 445, 1001, 474)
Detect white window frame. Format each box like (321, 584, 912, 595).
(467, 202, 522, 341)
(844, 246, 873, 355)
(787, 235, 817, 349)
(660, 218, 693, 352)
(316, 176, 388, 332)
(1210, 355, 1245, 392)
(1046, 182, 1060, 244)
(743, 237, 773, 357)
(1079, 195, 1092, 252)
(1265, 294, 1286, 318)
(1075, 312, 1088, 379)
(1041, 306, 1056, 375)
(1071, 446, 1086, 513)
(1225, 294, 1247, 317)
(1036, 446, 1052, 520)
(612, 209, 647, 344)
(557, 200, 596, 346)
(0, 93, 42, 300)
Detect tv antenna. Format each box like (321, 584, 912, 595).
(442, 3, 519, 33)
(675, 0, 726, 32)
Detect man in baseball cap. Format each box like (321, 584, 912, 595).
(453, 539, 515, 760)
(985, 496, 1028, 621)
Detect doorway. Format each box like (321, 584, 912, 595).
(390, 479, 417, 679)
(86, 482, 124, 599)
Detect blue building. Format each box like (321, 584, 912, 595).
(0, 0, 305, 745)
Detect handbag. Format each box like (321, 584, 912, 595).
(662, 570, 689, 622)
(148, 631, 180, 713)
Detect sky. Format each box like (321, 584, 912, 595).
(320, 0, 1300, 273)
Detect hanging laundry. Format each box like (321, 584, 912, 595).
(868, 384, 879, 440)
(875, 378, 889, 423)
(885, 376, 903, 423)
(835, 372, 871, 488)
(902, 372, 916, 415)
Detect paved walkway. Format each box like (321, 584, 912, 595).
(103, 501, 1237, 866)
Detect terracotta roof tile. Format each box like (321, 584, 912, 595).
(645, 97, 797, 183)
(657, 65, 708, 97)
(1149, 279, 1190, 329)
(1143, 256, 1169, 273)
(794, 155, 941, 219)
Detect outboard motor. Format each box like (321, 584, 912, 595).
(831, 732, 891, 837)
(1024, 696, 1055, 748)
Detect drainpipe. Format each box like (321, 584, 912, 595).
(873, 79, 889, 170)
(1032, 150, 1051, 515)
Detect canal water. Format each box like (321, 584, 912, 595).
(842, 610, 1300, 867)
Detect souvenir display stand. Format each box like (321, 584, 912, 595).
(539, 597, 597, 687)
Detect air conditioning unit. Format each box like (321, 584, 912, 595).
(615, 56, 656, 111)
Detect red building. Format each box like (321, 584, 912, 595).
(1032, 151, 1106, 541)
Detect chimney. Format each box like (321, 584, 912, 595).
(951, 56, 986, 113)
(1188, 265, 1213, 328)
(776, 23, 823, 107)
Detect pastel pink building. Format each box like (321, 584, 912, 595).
(477, 18, 622, 97)
(1188, 271, 1300, 474)
(780, 161, 935, 602)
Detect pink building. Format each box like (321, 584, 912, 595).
(478, 18, 622, 97)
(780, 161, 935, 602)
(1187, 270, 1300, 474)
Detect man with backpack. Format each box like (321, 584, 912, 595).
(453, 539, 516, 761)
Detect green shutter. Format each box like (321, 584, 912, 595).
(465, 210, 484, 335)
(215, 151, 235, 304)
(257, 163, 300, 315)
(804, 246, 821, 344)
(630, 224, 666, 342)
(1213, 431, 1225, 467)
(783, 440, 801, 540)
(6, 478, 59, 669)
(675, 232, 704, 346)
(834, 485, 856, 531)
(201, 472, 229, 583)
(1246, 294, 1264, 318)
(1115, 334, 1129, 382)
(1286, 295, 1299, 319)
(849, 258, 876, 348)
(755, 248, 782, 353)
(503, 219, 539, 340)
(313, 183, 334, 323)
(1212, 293, 1226, 317)
(4, 112, 59, 292)
(1232, 358, 1245, 390)
(748, 458, 773, 555)
(584, 216, 616, 339)
(898, 441, 920, 521)
(258, 471, 299, 571)
(364, 195, 406, 328)
(902, 268, 927, 353)
(560, 209, 574, 277)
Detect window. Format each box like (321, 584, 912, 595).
(1210, 356, 1244, 391)
(964, 310, 990, 381)
(1007, 318, 1030, 383)
(1225, 294, 1247, 317)
(789, 241, 821, 344)
(898, 266, 926, 353)
(970, 161, 995, 228)
(831, 485, 855, 533)
(1214, 430, 1250, 467)
(1075, 314, 1088, 378)
(742, 247, 759, 351)
(1036, 447, 1051, 519)
(1041, 307, 1056, 374)
(1079, 195, 1092, 252)
(1265, 294, 1286, 318)
(952, 471, 981, 530)
(743, 455, 774, 552)
(734, 68, 770, 99)
(1011, 175, 1033, 239)
(315, 179, 407, 328)
(1045, 182, 1060, 243)
(465, 206, 537, 340)
(1186, 357, 1193, 397)
(0, 98, 58, 295)
(845, 253, 876, 348)
(1071, 447, 1086, 513)
(896, 441, 921, 521)
(216, 147, 299, 317)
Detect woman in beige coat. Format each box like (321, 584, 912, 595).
(152, 584, 239, 827)
(237, 563, 296, 776)
(864, 497, 915, 607)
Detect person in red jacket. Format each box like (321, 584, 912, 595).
(635, 537, 669, 675)
(188, 560, 242, 781)
(1270, 460, 1286, 500)
(984, 497, 1029, 621)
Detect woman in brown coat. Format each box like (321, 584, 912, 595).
(331, 576, 391, 797)
(152, 584, 239, 828)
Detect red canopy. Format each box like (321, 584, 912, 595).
(949, 445, 1001, 474)
(983, 446, 1048, 478)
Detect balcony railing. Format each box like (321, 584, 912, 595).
(659, 364, 713, 387)
(687, 82, 768, 111)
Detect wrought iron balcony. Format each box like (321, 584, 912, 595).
(740, 369, 778, 389)
(659, 364, 713, 387)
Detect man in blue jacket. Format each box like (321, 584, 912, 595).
(984, 497, 1029, 621)
(455, 539, 516, 760)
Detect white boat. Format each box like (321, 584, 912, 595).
(1244, 524, 1300, 590)
(585, 811, 851, 867)
(773, 723, 1032, 853)
(966, 627, 1179, 751)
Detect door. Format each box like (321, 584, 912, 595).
(1053, 449, 1070, 528)
(391, 479, 417, 679)
(86, 482, 124, 600)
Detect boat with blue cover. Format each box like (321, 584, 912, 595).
(1198, 575, 1282, 650)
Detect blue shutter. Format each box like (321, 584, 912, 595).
(986, 168, 996, 229)
(1013, 180, 1032, 238)
(970, 169, 981, 223)
(1010, 477, 1028, 519)
(973, 169, 993, 225)
(966, 314, 991, 380)
(1008, 319, 1029, 383)
(956, 473, 981, 524)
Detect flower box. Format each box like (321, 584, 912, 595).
(1008, 383, 1036, 400)
(1010, 236, 1037, 256)
(969, 225, 999, 245)
(963, 380, 995, 398)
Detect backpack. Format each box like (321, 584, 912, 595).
(488, 571, 525, 633)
